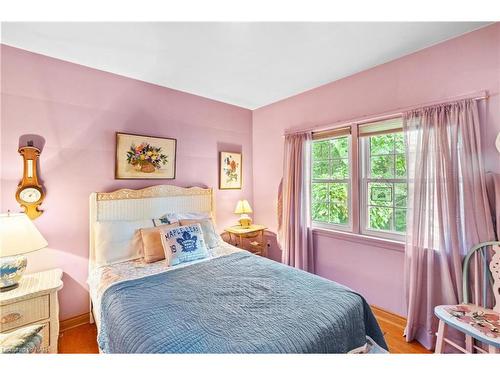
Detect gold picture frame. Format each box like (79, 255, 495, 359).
(115, 132, 177, 179)
(219, 151, 242, 190)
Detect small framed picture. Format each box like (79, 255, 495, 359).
(219, 151, 242, 190)
(115, 132, 177, 179)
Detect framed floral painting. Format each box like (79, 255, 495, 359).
(115, 132, 177, 179)
(219, 151, 242, 189)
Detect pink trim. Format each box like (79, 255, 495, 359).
(312, 227, 404, 253)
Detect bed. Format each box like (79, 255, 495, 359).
(88, 185, 387, 353)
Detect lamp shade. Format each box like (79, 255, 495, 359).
(0, 213, 48, 257)
(234, 200, 253, 214)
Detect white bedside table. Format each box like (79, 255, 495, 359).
(0, 268, 63, 353)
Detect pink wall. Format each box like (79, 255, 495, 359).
(0, 45, 253, 319)
(253, 23, 500, 316)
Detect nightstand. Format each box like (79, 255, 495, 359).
(224, 224, 268, 257)
(0, 268, 63, 353)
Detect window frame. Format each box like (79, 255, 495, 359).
(310, 134, 353, 233)
(309, 118, 407, 244)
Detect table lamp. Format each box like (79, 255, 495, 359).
(234, 199, 253, 228)
(0, 212, 48, 292)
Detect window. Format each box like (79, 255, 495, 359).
(311, 128, 351, 230)
(360, 126, 407, 240)
(310, 118, 408, 242)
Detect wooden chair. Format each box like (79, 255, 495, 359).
(434, 241, 500, 354)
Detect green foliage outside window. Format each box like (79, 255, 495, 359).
(312, 182, 348, 224)
(368, 132, 407, 233)
(311, 137, 349, 225)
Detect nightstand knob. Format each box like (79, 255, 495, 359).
(1, 312, 22, 324)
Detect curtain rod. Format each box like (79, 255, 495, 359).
(283, 90, 491, 136)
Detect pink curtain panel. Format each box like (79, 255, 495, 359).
(403, 99, 495, 349)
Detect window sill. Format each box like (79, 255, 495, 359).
(311, 227, 405, 253)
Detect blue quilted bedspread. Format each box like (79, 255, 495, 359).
(98, 252, 387, 353)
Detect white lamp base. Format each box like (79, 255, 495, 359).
(0, 255, 27, 292)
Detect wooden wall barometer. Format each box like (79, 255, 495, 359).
(15, 141, 45, 219)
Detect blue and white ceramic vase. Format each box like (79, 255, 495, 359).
(0, 256, 27, 292)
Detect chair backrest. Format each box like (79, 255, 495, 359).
(462, 241, 500, 312)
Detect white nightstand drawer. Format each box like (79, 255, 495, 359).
(0, 295, 49, 331)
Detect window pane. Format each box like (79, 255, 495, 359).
(312, 183, 328, 202)
(395, 154, 407, 178)
(312, 202, 329, 222)
(395, 133, 405, 154)
(329, 202, 348, 224)
(395, 209, 407, 232)
(331, 158, 349, 179)
(312, 140, 329, 160)
(369, 206, 393, 230)
(395, 183, 407, 208)
(330, 137, 348, 158)
(311, 136, 351, 228)
(362, 125, 407, 238)
(369, 183, 393, 207)
(312, 161, 330, 179)
(328, 182, 348, 203)
(370, 134, 394, 155)
(370, 155, 394, 178)
(329, 183, 349, 224)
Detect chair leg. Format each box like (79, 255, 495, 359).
(435, 320, 447, 354)
(489, 345, 498, 354)
(465, 335, 473, 353)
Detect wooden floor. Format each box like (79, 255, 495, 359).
(58, 306, 431, 354)
(371, 306, 431, 354)
(58, 322, 98, 354)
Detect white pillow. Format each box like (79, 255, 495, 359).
(94, 219, 154, 266)
(153, 212, 211, 226)
(178, 218, 220, 249)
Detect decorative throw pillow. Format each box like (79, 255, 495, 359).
(140, 223, 180, 263)
(161, 224, 210, 266)
(179, 218, 220, 249)
(0, 324, 44, 354)
(153, 212, 211, 226)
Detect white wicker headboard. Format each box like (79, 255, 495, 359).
(88, 185, 215, 267)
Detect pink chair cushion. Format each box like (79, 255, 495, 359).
(435, 304, 500, 346)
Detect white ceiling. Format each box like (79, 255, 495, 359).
(1, 22, 491, 109)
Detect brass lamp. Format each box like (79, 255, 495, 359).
(0, 212, 48, 292)
(234, 200, 253, 228)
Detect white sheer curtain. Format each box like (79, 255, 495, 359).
(403, 99, 495, 349)
(278, 132, 314, 272)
